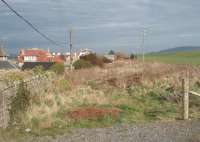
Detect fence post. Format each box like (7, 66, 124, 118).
(182, 78, 189, 120)
(2, 92, 7, 128)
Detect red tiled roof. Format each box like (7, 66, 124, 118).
(21, 49, 50, 57)
(18, 49, 66, 63)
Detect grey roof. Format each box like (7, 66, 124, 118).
(0, 48, 7, 57)
(0, 61, 16, 70)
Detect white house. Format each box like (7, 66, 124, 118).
(78, 49, 93, 58)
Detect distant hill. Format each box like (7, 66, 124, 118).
(158, 46, 200, 53)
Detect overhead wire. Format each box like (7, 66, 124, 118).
(0, 0, 64, 47)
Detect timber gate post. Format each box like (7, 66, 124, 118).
(182, 76, 189, 120)
(0, 91, 8, 128)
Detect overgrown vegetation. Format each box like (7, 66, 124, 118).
(80, 53, 104, 67)
(102, 56, 113, 63)
(3, 72, 24, 85)
(130, 53, 137, 60)
(50, 63, 65, 75)
(115, 52, 129, 60)
(33, 65, 45, 75)
(74, 53, 114, 69)
(1, 61, 200, 140)
(9, 81, 31, 124)
(73, 59, 93, 69)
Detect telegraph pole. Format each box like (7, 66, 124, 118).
(69, 29, 73, 70)
(140, 28, 147, 81)
(141, 28, 146, 64)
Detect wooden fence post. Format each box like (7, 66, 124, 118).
(1, 92, 7, 128)
(182, 78, 189, 120)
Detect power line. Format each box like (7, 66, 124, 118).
(0, 0, 63, 47)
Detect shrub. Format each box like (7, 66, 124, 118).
(102, 57, 113, 63)
(9, 81, 30, 123)
(115, 52, 129, 60)
(130, 54, 137, 60)
(50, 63, 65, 75)
(33, 65, 45, 75)
(73, 59, 93, 69)
(80, 53, 104, 67)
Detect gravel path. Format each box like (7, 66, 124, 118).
(17, 120, 200, 142)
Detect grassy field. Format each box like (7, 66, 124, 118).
(145, 51, 200, 65)
(1, 61, 200, 141)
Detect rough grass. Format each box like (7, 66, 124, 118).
(1, 61, 200, 141)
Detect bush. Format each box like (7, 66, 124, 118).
(73, 59, 93, 69)
(80, 53, 104, 67)
(130, 54, 137, 60)
(9, 81, 30, 123)
(50, 63, 65, 75)
(33, 65, 45, 75)
(102, 57, 113, 63)
(115, 52, 129, 60)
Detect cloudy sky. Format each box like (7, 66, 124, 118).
(0, 0, 200, 54)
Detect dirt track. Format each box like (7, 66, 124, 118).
(17, 120, 200, 142)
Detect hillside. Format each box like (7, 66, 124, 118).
(158, 46, 200, 53)
(146, 51, 200, 65)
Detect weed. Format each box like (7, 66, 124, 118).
(73, 59, 93, 69)
(87, 80, 98, 89)
(33, 65, 45, 76)
(50, 63, 65, 75)
(9, 81, 30, 124)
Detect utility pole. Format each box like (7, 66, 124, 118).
(69, 29, 73, 70)
(140, 28, 147, 81)
(141, 28, 146, 64)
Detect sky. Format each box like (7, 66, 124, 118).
(0, 0, 200, 54)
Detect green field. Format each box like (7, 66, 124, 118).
(145, 51, 200, 65)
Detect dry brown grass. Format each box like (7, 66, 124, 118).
(64, 60, 200, 91)
(6, 60, 200, 133)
